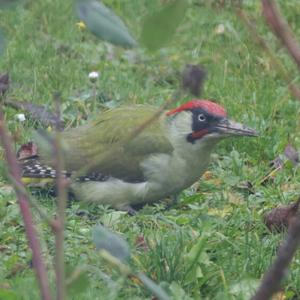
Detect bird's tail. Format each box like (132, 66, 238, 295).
(20, 156, 68, 187)
(20, 156, 110, 187)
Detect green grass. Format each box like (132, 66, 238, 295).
(0, 0, 300, 299)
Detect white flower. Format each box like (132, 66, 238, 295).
(88, 71, 99, 82)
(15, 113, 26, 122)
(215, 24, 225, 35)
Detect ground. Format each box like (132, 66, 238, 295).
(0, 0, 300, 299)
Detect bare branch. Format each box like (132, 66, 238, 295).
(0, 108, 52, 300)
(128, 91, 182, 140)
(251, 212, 300, 300)
(262, 0, 300, 71)
(237, 8, 300, 101)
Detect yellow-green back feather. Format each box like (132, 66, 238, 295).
(38, 105, 173, 182)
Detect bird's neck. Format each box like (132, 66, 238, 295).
(162, 109, 219, 163)
(168, 119, 219, 186)
(174, 137, 217, 161)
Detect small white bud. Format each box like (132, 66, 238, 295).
(15, 113, 26, 122)
(215, 24, 225, 35)
(88, 71, 99, 83)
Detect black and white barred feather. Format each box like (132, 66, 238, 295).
(21, 156, 110, 185)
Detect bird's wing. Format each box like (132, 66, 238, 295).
(39, 105, 173, 182)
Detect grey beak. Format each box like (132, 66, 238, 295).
(216, 119, 258, 137)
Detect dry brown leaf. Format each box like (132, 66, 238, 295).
(135, 235, 149, 252)
(280, 183, 300, 192)
(202, 171, 213, 180)
(284, 144, 299, 166)
(0, 72, 9, 96)
(264, 197, 300, 232)
(226, 191, 244, 205)
(207, 205, 233, 218)
(16, 141, 38, 160)
(0, 283, 11, 289)
(271, 291, 286, 300)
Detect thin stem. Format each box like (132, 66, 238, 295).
(0, 108, 52, 300)
(236, 8, 300, 101)
(53, 93, 67, 300)
(262, 0, 300, 71)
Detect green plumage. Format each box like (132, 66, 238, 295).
(39, 105, 173, 182)
(27, 100, 257, 207)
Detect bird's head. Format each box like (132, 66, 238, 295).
(165, 99, 257, 147)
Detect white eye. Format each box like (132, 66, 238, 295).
(198, 113, 206, 122)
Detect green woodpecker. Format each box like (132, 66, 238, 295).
(21, 99, 257, 209)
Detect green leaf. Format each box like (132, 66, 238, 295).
(185, 264, 203, 285)
(184, 236, 209, 284)
(100, 210, 126, 227)
(92, 224, 130, 262)
(136, 273, 171, 300)
(169, 282, 193, 300)
(186, 237, 208, 266)
(140, 0, 188, 51)
(76, 1, 137, 48)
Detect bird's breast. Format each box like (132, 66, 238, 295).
(141, 150, 211, 198)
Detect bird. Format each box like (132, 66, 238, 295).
(20, 99, 257, 209)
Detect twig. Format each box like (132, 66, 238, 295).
(127, 90, 182, 140)
(251, 213, 300, 300)
(53, 92, 67, 300)
(3, 98, 63, 129)
(0, 108, 52, 300)
(236, 8, 300, 101)
(262, 0, 300, 71)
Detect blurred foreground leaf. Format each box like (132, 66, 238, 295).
(0, 0, 22, 9)
(76, 0, 137, 48)
(181, 64, 206, 97)
(140, 0, 188, 51)
(0, 289, 19, 300)
(66, 265, 89, 295)
(0, 29, 5, 55)
(137, 273, 171, 300)
(92, 224, 130, 262)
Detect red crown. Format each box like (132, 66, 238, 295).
(166, 99, 227, 117)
